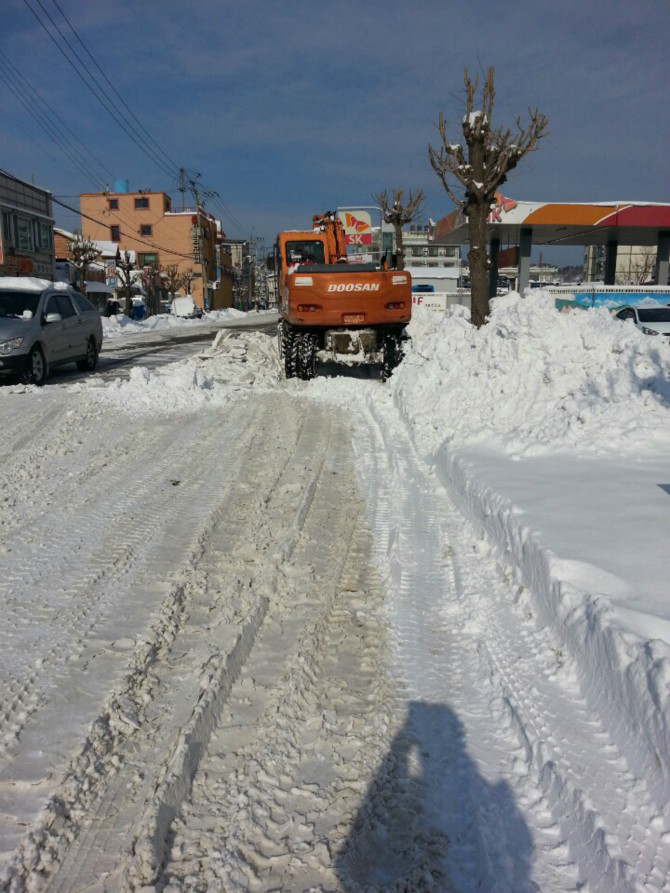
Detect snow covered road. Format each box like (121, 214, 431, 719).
(1, 317, 669, 891)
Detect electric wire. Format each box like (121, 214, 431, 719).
(21, 0, 178, 180)
(0, 49, 112, 187)
(48, 0, 181, 176)
(2, 67, 102, 189)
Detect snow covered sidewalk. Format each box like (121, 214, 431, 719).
(389, 294, 670, 818)
(434, 446, 670, 806)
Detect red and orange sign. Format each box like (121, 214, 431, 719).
(341, 211, 372, 246)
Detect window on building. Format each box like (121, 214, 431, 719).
(111, 225, 120, 242)
(134, 197, 149, 209)
(108, 198, 119, 210)
(138, 253, 158, 268)
(2, 212, 14, 246)
(16, 216, 34, 252)
(37, 221, 52, 250)
(140, 224, 152, 237)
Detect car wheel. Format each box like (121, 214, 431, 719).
(76, 337, 98, 372)
(24, 345, 47, 386)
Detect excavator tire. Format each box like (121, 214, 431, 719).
(297, 332, 318, 381)
(284, 327, 298, 378)
(382, 334, 400, 382)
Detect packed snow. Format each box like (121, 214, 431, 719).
(1, 290, 669, 891)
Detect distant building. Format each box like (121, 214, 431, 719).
(402, 223, 460, 269)
(584, 244, 661, 284)
(79, 188, 233, 310)
(0, 171, 55, 279)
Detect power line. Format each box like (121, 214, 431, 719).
(48, 0, 181, 176)
(21, 0, 178, 180)
(0, 49, 112, 187)
(204, 188, 250, 236)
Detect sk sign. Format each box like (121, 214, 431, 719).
(342, 211, 372, 246)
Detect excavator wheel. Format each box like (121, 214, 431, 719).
(284, 327, 298, 378)
(297, 333, 318, 381)
(382, 334, 400, 382)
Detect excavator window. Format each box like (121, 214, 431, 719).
(286, 241, 325, 266)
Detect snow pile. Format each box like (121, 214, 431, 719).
(94, 329, 281, 414)
(393, 291, 670, 457)
(102, 307, 245, 340)
(385, 292, 670, 805)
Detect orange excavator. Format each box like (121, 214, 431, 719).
(275, 212, 411, 380)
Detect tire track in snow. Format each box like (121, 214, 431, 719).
(0, 401, 64, 464)
(0, 396, 275, 878)
(0, 407, 230, 764)
(356, 394, 670, 892)
(6, 396, 333, 889)
(155, 408, 444, 891)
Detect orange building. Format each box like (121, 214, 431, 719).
(79, 190, 233, 310)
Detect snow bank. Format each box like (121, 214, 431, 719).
(102, 307, 246, 340)
(390, 291, 670, 804)
(394, 292, 670, 457)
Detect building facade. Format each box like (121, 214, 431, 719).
(0, 171, 55, 279)
(80, 189, 233, 309)
(402, 223, 460, 269)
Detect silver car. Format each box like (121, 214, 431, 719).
(0, 278, 103, 385)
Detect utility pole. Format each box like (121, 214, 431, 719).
(189, 178, 209, 310)
(178, 167, 186, 211)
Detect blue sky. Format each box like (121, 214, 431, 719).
(2, 0, 669, 265)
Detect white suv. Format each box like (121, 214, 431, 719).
(0, 277, 103, 385)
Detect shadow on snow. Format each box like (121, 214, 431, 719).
(335, 700, 536, 892)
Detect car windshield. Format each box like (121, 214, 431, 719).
(637, 308, 670, 323)
(0, 291, 41, 318)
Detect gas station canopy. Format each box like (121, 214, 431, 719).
(433, 197, 670, 291)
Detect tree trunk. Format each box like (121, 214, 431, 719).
(124, 287, 132, 317)
(467, 203, 490, 328)
(393, 222, 404, 270)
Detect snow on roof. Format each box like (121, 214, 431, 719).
(0, 276, 52, 291)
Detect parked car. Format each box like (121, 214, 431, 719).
(0, 278, 103, 385)
(171, 296, 203, 319)
(614, 305, 670, 336)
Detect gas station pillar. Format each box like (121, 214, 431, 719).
(656, 232, 670, 286)
(518, 228, 532, 293)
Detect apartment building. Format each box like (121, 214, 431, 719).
(80, 189, 233, 309)
(402, 223, 460, 269)
(0, 170, 55, 279)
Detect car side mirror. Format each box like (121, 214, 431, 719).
(44, 312, 63, 324)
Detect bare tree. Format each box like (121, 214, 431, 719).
(428, 67, 548, 327)
(372, 189, 425, 270)
(622, 247, 656, 285)
(68, 232, 101, 298)
(115, 251, 135, 317)
(182, 269, 196, 296)
(142, 265, 160, 317)
(161, 264, 182, 300)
